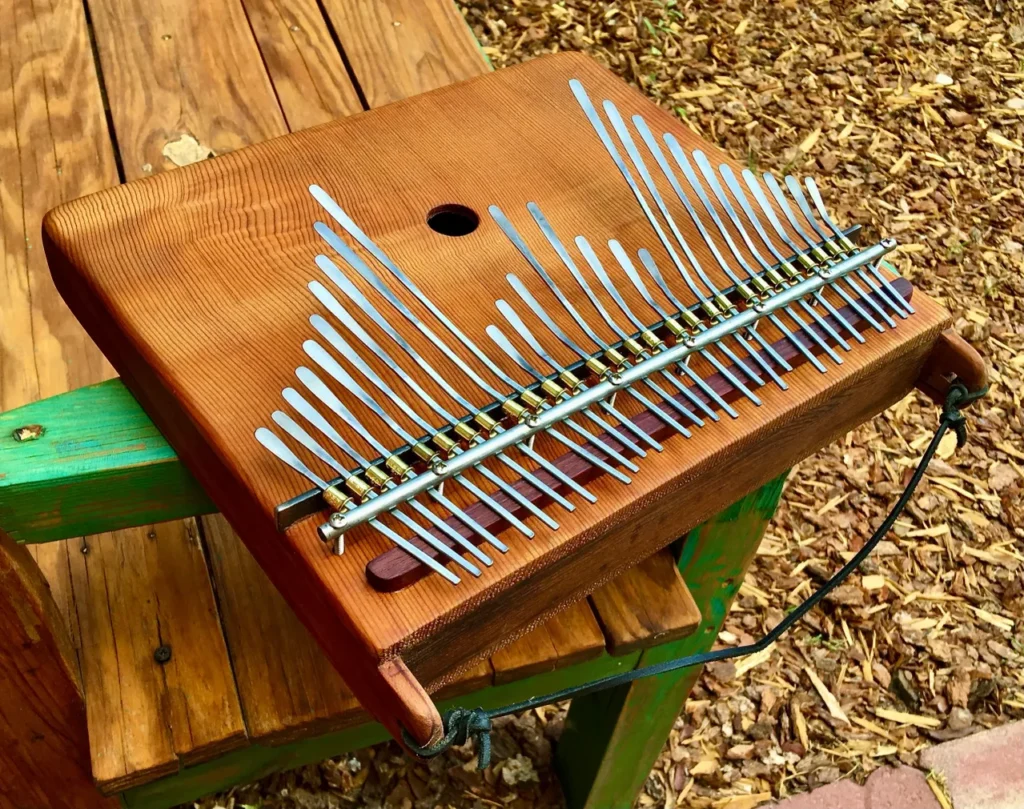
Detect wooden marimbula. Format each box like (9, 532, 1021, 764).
(43, 53, 983, 748)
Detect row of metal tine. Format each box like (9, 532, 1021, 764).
(255, 79, 911, 586)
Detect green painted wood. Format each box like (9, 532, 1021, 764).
(0, 379, 214, 543)
(119, 651, 640, 809)
(555, 474, 787, 809)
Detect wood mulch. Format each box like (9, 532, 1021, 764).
(192, 1, 1022, 807)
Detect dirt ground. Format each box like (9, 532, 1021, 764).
(192, 1, 1023, 807)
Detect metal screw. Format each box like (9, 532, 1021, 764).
(153, 645, 172, 664)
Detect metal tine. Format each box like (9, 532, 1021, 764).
(491, 204, 694, 439)
(593, 93, 791, 391)
(486, 324, 646, 471)
(567, 81, 772, 395)
(495, 299, 664, 453)
(310, 212, 631, 489)
(283, 385, 505, 554)
(709, 157, 867, 346)
(687, 148, 854, 353)
(303, 338, 561, 533)
(295, 365, 534, 541)
(312, 258, 596, 508)
(650, 130, 839, 371)
(310, 313, 578, 515)
(273, 403, 486, 575)
(505, 272, 694, 440)
(761, 172, 897, 329)
(309, 284, 574, 521)
(514, 202, 708, 427)
(608, 241, 743, 418)
(635, 248, 764, 407)
(734, 167, 885, 334)
(573, 235, 711, 426)
(800, 177, 913, 317)
(615, 108, 802, 383)
(778, 173, 905, 322)
(254, 427, 460, 584)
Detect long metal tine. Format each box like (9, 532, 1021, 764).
(255, 427, 460, 583)
(313, 259, 595, 509)
(491, 204, 694, 438)
(567, 80, 772, 393)
(312, 210, 631, 492)
(592, 93, 789, 390)
(272, 403, 487, 575)
(797, 177, 913, 317)
(652, 131, 839, 371)
(711, 158, 867, 345)
(612, 107, 796, 381)
(309, 289, 573, 522)
(761, 172, 897, 329)
(608, 241, 742, 418)
(687, 148, 854, 352)
(505, 273, 693, 439)
(495, 299, 663, 453)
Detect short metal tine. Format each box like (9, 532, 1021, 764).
(609, 241, 743, 417)
(714, 160, 867, 345)
(255, 427, 460, 583)
(575, 235, 713, 425)
(762, 172, 897, 329)
(786, 173, 908, 318)
(283, 386, 507, 555)
(802, 177, 913, 316)
(688, 147, 854, 354)
(636, 249, 764, 407)
(272, 408, 484, 576)
(505, 272, 693, 440)
(496, 298, 662, 455)
(487, 325, 643, 472)
(736, 167, 884, 334)
(649, 128, 835, 373)
(494, 203, 692, 439)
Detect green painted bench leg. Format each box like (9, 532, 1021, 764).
(555, 474, 787, 809)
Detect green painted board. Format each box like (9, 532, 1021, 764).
(0, 379, 214, 543)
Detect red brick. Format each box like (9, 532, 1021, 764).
(919, 721, 1024, 809)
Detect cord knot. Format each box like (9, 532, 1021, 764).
(402, 707, 492, 769)
(941, 382, 988, 449)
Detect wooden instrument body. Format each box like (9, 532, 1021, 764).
(43, 53, 959, 744)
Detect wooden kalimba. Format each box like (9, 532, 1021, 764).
(42, 53, 983, 748)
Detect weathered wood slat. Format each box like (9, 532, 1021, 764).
(320, 0, 487, 107)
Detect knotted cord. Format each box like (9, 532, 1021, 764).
(404, 381, 988, 769)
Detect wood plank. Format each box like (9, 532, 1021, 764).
(86, 0, 287, 181)
(589, 551, 700, 656)
(239, 0, 363, 130)
(491, 600, 605, 684)
(320, 0, 487, 107)
(0, 530, 118, 809)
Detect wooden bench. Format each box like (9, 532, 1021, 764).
(0, 2, 784, 807)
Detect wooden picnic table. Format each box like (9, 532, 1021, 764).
(0, 2, 783, 807)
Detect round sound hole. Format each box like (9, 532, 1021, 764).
(426, 204, 480, 237)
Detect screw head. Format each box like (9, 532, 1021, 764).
(153, 645, 172, 664)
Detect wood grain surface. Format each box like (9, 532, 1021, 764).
(43, 52, 953, 741)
